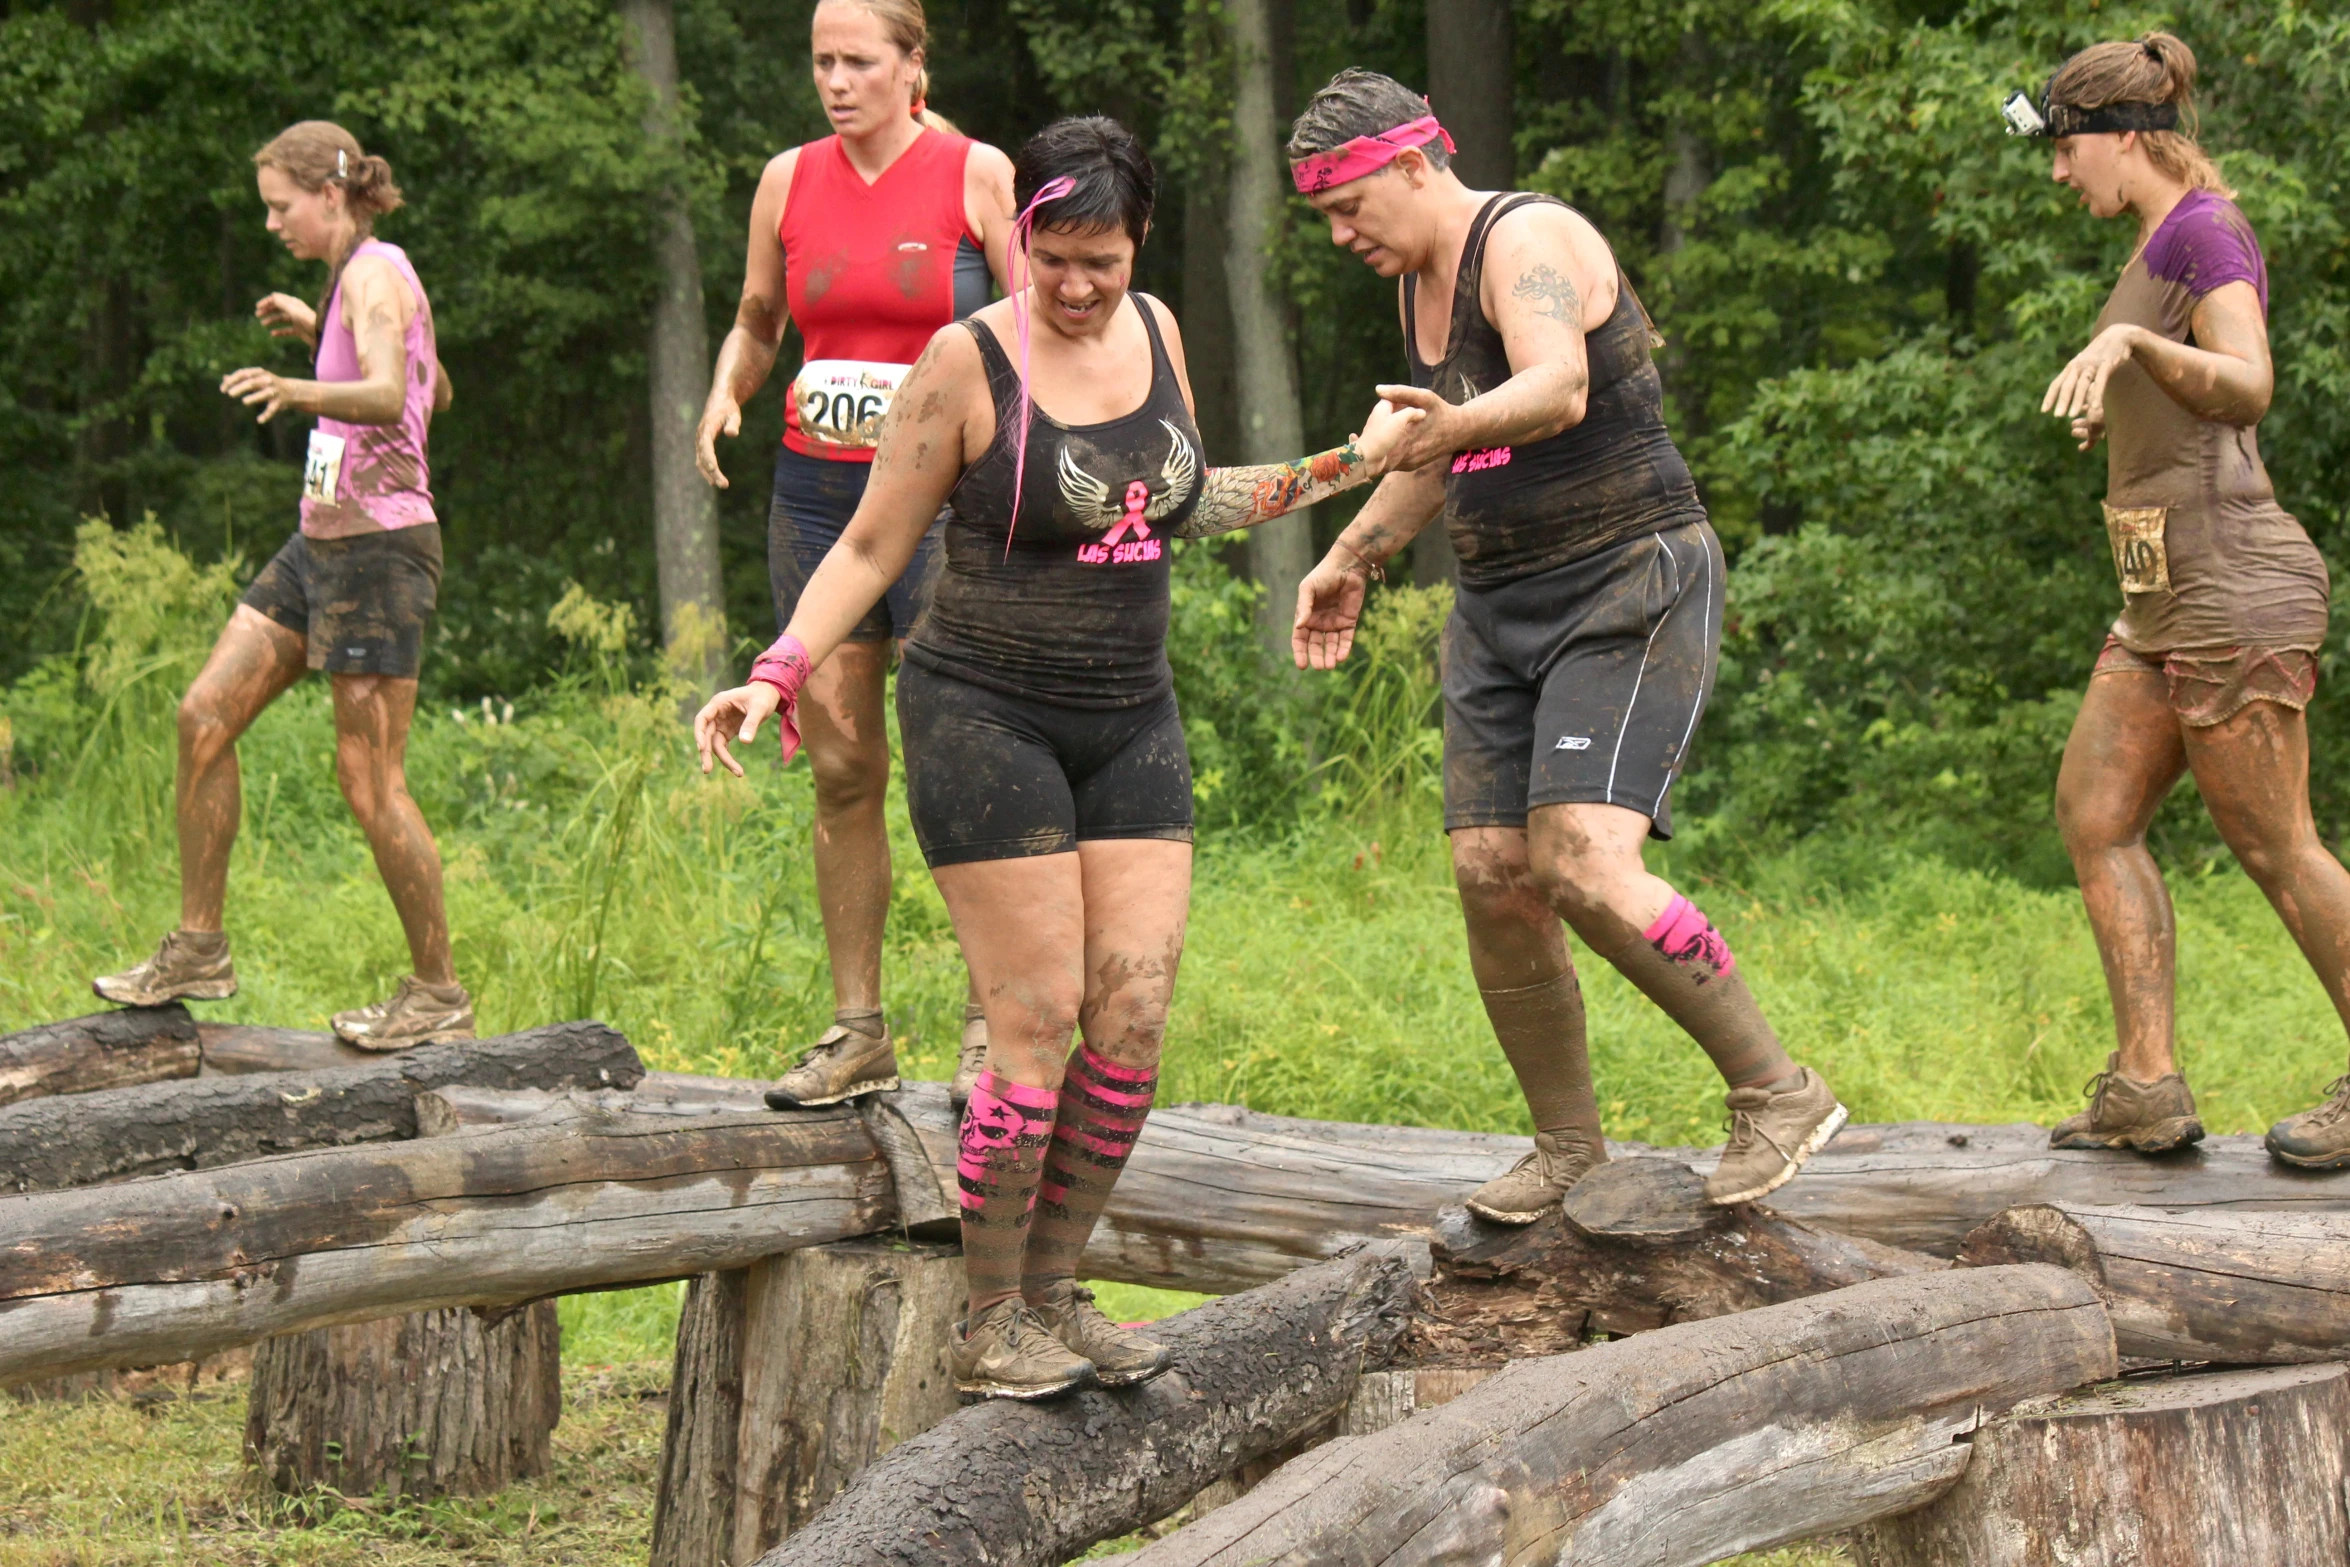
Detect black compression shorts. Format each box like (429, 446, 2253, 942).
(895, 660, 1194, 869)
(241, 525, 443, 679)
(768, 446, 941, 643)
(1441, 519, 1723, 840)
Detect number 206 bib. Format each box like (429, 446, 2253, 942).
(793, 359, 909, 451)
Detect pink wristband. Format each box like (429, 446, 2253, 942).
(745, 634, 811, 764)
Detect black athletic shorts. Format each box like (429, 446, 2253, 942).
(241, 524, 443, 679)
(1442, 519, 1723, 840)
(769, 445, 943, 643)
(895, 660, 1194, 869)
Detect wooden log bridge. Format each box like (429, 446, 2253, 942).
(0, 1005, 201, 1106)
(0, 1020, 644, 1192)
(1128, 1266, 2117, 1567)
(752, 1244, 1423, 1567)
(0, 1105, 892, 1386)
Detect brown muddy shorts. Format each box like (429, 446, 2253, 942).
(242, 525, 443, 678)
(2092, 634, 2319, 728)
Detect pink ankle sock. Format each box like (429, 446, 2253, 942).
(1643, 893, 1735, 980)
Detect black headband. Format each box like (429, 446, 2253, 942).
(2003, 83, 2179, 139)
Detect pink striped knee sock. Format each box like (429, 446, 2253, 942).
(957, 1071, 1060, 1313)
(1022, 1045, 1157, 1295)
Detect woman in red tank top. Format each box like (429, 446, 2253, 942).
(695, 0, 1014, 1110)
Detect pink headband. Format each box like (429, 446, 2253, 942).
(1290, 115, 1456, 194)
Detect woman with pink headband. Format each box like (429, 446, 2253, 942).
(1287, 68, 1847, 1223)
(693, 117, 1417, 1400)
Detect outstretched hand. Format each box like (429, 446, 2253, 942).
(1293, 555, 1372, 670)
(2044, 325, 2138, 452)
(695, 681, 787, 777)
(255, 292, 318, 345)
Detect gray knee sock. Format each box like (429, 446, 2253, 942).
(1480, 968, 1606, 1158)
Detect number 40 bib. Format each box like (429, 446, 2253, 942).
(793, 359, 910, 451)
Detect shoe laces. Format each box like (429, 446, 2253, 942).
(2077, 1065, 2117, 1116)
(1721, 1091, 1793, 1161)
(2305, 1075, 2350, 1130)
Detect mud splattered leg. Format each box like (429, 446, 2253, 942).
(1452, 826, 1604, 1151)
(799, 641, 894, 1014)
(2057, 670, 2188, 1080)
(330, 671, 454, 985)
(1528, 801, 1797, 1091)
(177, 607, 308, 931)
(2187, 699, 2350, 1054)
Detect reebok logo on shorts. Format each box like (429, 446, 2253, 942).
(1555, 735, 1592, 751)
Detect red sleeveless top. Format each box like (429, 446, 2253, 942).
(779, 127, 977, 462)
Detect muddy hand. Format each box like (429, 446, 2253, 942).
(1293, 556, 1370, 671)
(696, 682, 782, 778)
(1372, 384, 1461, 473)
(2043, 325, 2138, 436)
(696, 396, 741, 489)
(221, 366, 294, 423)
(1353, 397, 1427, 476)
(255, 292, 317, 343)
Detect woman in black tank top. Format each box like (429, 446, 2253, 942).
(692, 116, 1417, 1401)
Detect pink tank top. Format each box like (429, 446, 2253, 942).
(299, 238, 438, 538)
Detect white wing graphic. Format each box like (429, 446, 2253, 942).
(1056, 444, 1122, 532)
(1146, 421, 1199, 521)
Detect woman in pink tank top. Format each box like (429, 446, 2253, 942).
(93, 121, 474, 1054)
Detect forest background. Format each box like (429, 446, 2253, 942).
(2, 1, 2350, 1561)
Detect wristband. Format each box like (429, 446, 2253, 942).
(746, 634, 812, 764)
(1334, 538, 1387, 584)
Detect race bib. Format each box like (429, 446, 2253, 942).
(793, 359, 909, 451)
(2102, 503, 2171, 595)
(302, 429, 347, 504)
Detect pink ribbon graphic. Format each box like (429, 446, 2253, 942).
(1102, 480, 1153, 546)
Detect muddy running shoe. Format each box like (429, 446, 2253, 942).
(2049, 1052, 2204, 1153)
(952, 1299, 1095, 1400)
(93, 929, 238, 1007)
(949, 1003, 989, 1110)
(333, 975, 476, 1050)
(764, 1016, 900, 1109)
(1028, 1280, 1173, 1388)
(2264, 1076, 2350, 1170)
(1465, 1132, 1608, 1225)
(1705, 1067, 1848, 1206)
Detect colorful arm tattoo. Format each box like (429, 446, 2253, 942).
(1176, 440, 1369, 539)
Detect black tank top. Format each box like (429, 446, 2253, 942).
(1405, 193, 1705, 589)
(903, 293, 1205, 707)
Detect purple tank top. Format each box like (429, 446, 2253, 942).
(300, 238, 438, 538)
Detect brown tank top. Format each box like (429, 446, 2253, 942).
(1404, 194, 1704, 589)
(2093, 196, 2326, 653)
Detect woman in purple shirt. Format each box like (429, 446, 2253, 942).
(2012, 35, 2350, 1164)
(93, 121, 471, 1051)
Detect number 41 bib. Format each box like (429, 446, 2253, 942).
(793, 359, 909, 451)
(303, 429, 347, 504)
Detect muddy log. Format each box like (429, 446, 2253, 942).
(0, 1106, 893, 1385)
(197, 1023, 372, 1075)
(1429, 1156, 1942, 1341)
(751, 1244, 1423, 1567)
(1854, 1362, 2350, 1566)
(0, 1020, 643, 1192)
(1131, 1266, 2115, 1567)
(0, 1005, 201, 1106)
(1958, 1200, 2350, 1364)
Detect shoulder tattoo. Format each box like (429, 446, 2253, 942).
(1511, 263, 1582, 328)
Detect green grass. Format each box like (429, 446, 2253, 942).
(6, 555, 2344, 1566)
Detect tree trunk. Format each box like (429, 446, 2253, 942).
(652, 1269, 750, 1567)
(0, 1019, 642, 1192)
(1853, 1363, 2350, 1567)
(196, 1022, 372, 1075)
(1958, 1200, 2350, 1364)
(1223, 0, 1312, 647)
(1130, 1266, 2115, 1567)
(0, 1005, 199, 1105)
(0, 1105, 892, 1386)
(1426, 0, 1513, 190)
(752, 1244, 1422, 1567)
(243, 1299, 561, 1501)
(619, 0, 724, 691)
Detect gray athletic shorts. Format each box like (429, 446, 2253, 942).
(1441, 518, 1723, 840)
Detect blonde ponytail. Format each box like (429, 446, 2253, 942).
(253, 121, 406, 229)
(2048, 31, 2232, 197)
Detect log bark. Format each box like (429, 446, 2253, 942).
(1130, 1266, 2115, 1567)
(0, 1005, 201, 1105)
(752, 1243, 1422, 1567)
(1958, 1200, 2350, 1364)
(651, 1270, 749, 1567)
(243, 1300, 562, 1500)
(0, 1019, 642, 1192)
(0, 1105, 892, 1385)
(1853, 1362, 2350, 1566)
(197, 1022, 371, 1075)
(1425, 1156, 1942, 1346)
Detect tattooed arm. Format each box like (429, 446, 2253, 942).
(1375, 203, 1617, 472)
(1178, 397, 1424, 538)
(219, 254, 414, 426)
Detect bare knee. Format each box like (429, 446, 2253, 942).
(1530, 846, 1615, 925)
(335, 741, 399, 826)
(808, 738, 889, 816)
(177, 686, 239, 767)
